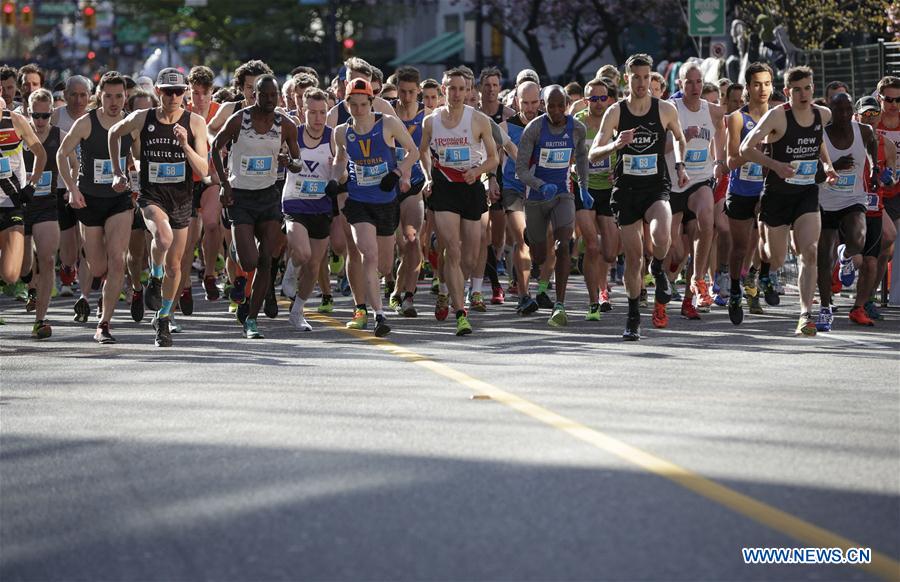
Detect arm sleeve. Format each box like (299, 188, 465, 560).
(573, 121, 589, 190)
(515, 121, 544, 191)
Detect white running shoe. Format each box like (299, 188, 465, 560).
(281, 261, 297, 299)
(289, 300, 312, 331)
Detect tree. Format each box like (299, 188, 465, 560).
(737, 0, 890, 50)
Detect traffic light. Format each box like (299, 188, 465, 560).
(82, 4, 95, 30)
(86, 50, 96, 60)
(342, 38, 355, 59)
(20, 5, 31, 26)
(2, 2, 15, 27)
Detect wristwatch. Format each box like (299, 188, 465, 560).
(674, 162, 686, 171)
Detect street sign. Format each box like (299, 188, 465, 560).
(688, 0, 725, 37)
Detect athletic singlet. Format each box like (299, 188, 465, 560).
(283, 125, 333, 215)
(484, 103, 506, 125)
(187, 100, 218, 182)
(728, 106, 765, 197)
(613, 97, 669, 194)
(78, 109, 132, 198)
(23, 126, 60, 198)
(396, 107, 425, 184)
(54, 106, 79, 188)
(820, 121, 867, 211)
(336, 100, 351, 126)
(876, 119, 900, 199)
(765, 104, 822, 195)
(139, 108, 194, 200)
(227, 108, 283, 191)
(668, 98, 715, 192)
(502, 114, 527, 192)
(574, 108, 614, 190)
(866, 135, 888, 217)
(346, 114, 397, 204)
(430, 105, 482, 183)
(527, 115, 575, 199)
(0, 110, 26, 197)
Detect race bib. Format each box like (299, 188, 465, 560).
(129, 170, 140, 192)
(684, 148, 709, 171)
(538, 147, 571, 170)
(0, 157, 11, 179)
(148, 161, 186, 184)
(622, 154, 657, 176)
(293, 178, 328, 199)
(34, 170, 53, 196)
(396, 146, 407, 162)
(785, 160, 817, 186)
(93, 158, 127, 185)
(832, 171, 856, 193)
(589, 157, 611, 175)
(739, 162, 763, 182)
(440, 145, 471, 169)
(240, 155, 274, 176)
(866, 193, 880, 212)
(353, 161, 388, 187)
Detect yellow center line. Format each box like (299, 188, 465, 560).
(307, 311, 899, 580)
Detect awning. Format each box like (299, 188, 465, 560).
(388, 32, 464, 67)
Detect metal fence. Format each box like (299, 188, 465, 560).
(796, 41, 900, 99)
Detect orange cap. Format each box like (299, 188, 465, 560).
(347, 78, 374, 97)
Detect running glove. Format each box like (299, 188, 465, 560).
(325, 180, 341, 198)
(880, 167, 895, 186)
(580, 186, 594, 210)
(539, 183, 557, 199)
(379, 170, 401, 192)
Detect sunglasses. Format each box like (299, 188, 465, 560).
(859, 110, 880, 117)
(586, 95, 611, 102)
(30, 112, 51, 120)
(880, 95, 900, 104)
(161, 87, 186, 97)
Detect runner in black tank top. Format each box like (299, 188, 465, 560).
(588, 53, 689, 340)
(739, 65, 839, 336)
(107, 68, 210, 347)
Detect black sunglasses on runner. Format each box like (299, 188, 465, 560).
(586, 95, 611, 102)
(30, 112, 51, 120)
(880, 94, 900, 103)
(161, 87, 186, 97)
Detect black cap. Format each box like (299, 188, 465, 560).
(156, 68, 187, 89)
(856, 95, 880, 114)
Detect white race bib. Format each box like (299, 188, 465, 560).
(148, 161, 186, 184)
(353, 161, 388, 187)
(739, 162, 763, 182)
(93, 158, 127, 185)
(240, 155, 274, 177)
(684, 148, 709, 171)
(785, 160, 817, 186)
(538, 147, 571, 170)
(440, 145, 472, 169)
(0, 157, 13, 179)
(589, 157, 610, 175)
(622, 154, 657, 176)
(292, 178, 328, 200)
(35, 170, 53, 196)
(866, 193, 880, 212)
(832, 171, 856, 193)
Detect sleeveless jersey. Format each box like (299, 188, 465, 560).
(0, 110, 26, 194)
(574, 108, 614, 190)
(728, 106, 766, 197)
(346, 114, 397, 204)
(430, 105, 482, 183)
(820, 121, 867, 211)
(502, 114, 528, 193)
(139, 108, 194, 200)
(187, 100, 218, 182)
(336, 100, 351, 126)
(668, 98, 715, 192)
(228, 108, 283, 190)
(613, 97, 669, 194)
(527, 115, 575, 199)
(876, 119, 900, 199)
(78, 109, 132, 198)
(396, 107, 425, 184)
(283, 125, 333, 215)
(54, 106, 79, 188)
(23, 126, 61, 199)
(765, 104, 823, 195)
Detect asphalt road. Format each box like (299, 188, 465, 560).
(2, 279, 898, 581)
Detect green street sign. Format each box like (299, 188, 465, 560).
(688, 0, 725, 36)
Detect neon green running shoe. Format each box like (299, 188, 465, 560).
(346, 308, 368, 330)
(585, 303, 601, 321)
(455, 312, 472, 336)
(548, 302, 568, 327)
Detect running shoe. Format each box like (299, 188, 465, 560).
(12, 281, 27, 301)
(281, 261, 296, 298)
(516, 294, 539, 315)
(236, 300, 250, 325)
(497, 258, 507, 277)
(759, 276, 780, 306)
(651, 302, 668, 328)
(329, 252, 344, 276)
(772, 272, 785, 295)
(153, 316, 173, 347)
(536, 290, 554, 309)
(228, 300, 238, 314)
(24, 288, 36, 312)
(548, 302, 568, 327)
(815, 306, 833, 332)
(652, 268, 672, 304)
(728, 294, 743, 325)
(681, 297, 701, 320)
(434, 294, 450, 321)
(73, 296, 90, 323)
(795, 312, 817, 336)
(470, 291, 487, 312)
(229, 275, 247, 303)
(599, 288, 612, 312)
(692, 279, 713, 310)
(32, 320, 52, 339)
(623, 313, 641, 341)
(145, 276, 163, 310)
(264, 286, 279, 318)
(670, 282, 682, 303)
(94, 321, 115, 344)
(131, 289, 145, 322)
(383, 279, 395, 302)
(746, 288, 764, 315)
(318, 294, 334, 313)
(59, 284, 73, 297)
(374, 314, 391, 337)
(339, 275, 352, 296)
(431, 277, 440, 295)
(837, 244, 857, 287)
(643, 273, 655, 287)
(389, 293, 402, 312)
(830, 263, 842, 295)
(507, 282, 519, 297)
(243, 317, 263, 339)
(179, 286, 194, 316)
(455, 311, 473, 336)
(491, 284, 505, 305)
(863, 300, 882, 321)
(586, 303, 601, 321)
(346, 308, 368, 330)
(289, 304, 312, 331)
(169, 314, 183, 333)
(638, 288, 648, 309)
(401, 295, 417, 317)
(204, 275, 220, 301)
(849, 305, 875, 326)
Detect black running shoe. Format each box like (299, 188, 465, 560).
(374, 315, 391, 337)
(236, 300, 250, 325)
(623, 313, 641, 341)
(145, 276, 163, 311)
(179, 287, 194, 316)
(728, 294, 744, 325)
(154, 316, 173, 347)
(94, 321, 116, 344)
(653, 270, 672, 305)
(536, 291, 554, 309)
(73, 297, 90, 323)
(760, 276, 780, 306)
(131, 289, 145, 322)
(264, 286, 279, 318)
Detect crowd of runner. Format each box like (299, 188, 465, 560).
(0, 53, 897, 345)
